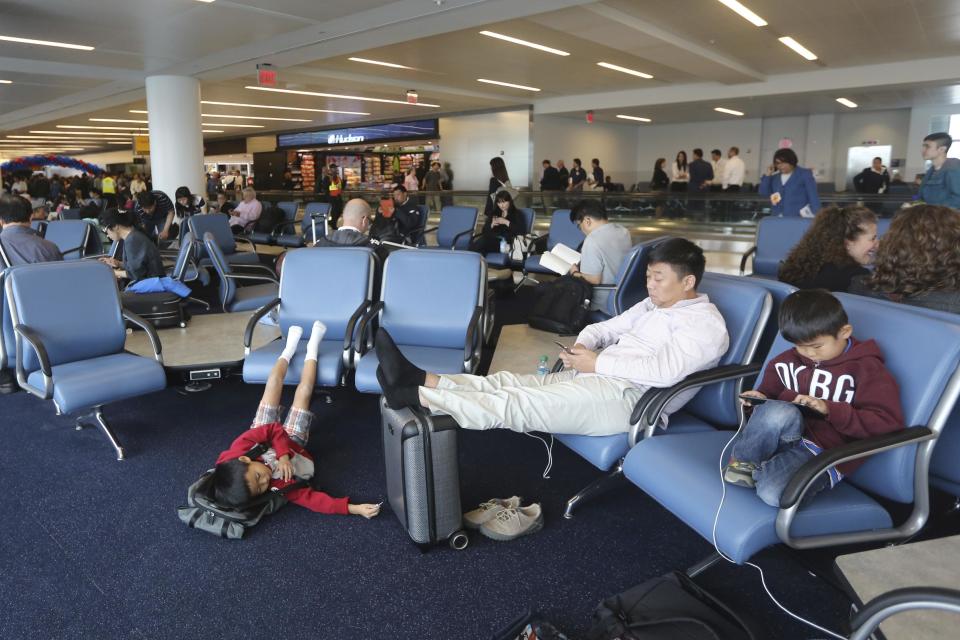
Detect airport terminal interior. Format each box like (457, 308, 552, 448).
(4, 1, 960, 638)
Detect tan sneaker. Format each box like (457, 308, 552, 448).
(479, 504, 544, 541)
(463, 496, 522, 529)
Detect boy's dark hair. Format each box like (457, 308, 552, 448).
(212, 459, 253, 507)
(392, 184, 407, 194)
(136, 191, 156, 207)
(924, 131, 952, 151)
(779, 289, 849, 344)
(570, 199, 608, 224)
(647, 238, 706, 287)
(0, 193, 31, 224)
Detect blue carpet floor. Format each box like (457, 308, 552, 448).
(0, 371, 859, 639)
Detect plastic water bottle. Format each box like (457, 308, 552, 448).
(499, 237, 510, 254)
(537, 355, 549, 376)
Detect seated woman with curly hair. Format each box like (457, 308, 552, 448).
(778, 205, 879, 291)
(849, 204, 960, 313)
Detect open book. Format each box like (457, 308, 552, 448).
(538, 243, 581, 275)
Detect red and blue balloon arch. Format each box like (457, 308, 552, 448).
(1, 154, 104, 175)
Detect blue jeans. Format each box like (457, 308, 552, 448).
(731, 401, 831, 507)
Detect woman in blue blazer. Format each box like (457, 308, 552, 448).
(759, 148, 821, 217)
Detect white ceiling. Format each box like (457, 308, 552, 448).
(2, 0, 960, 155)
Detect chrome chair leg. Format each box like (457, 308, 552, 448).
(187, 296, 211, 311)
(563, 463, 626, 519)
(686, 551, 723, 578)
(77, 406, 125, 460)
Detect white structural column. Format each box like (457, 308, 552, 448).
(145, 75, 205, 201)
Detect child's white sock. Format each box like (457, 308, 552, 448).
(279, 325, 303, 362)
(305, 320, 327, 362)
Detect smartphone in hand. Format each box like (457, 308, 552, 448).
(553, 340, 574, 355)
(739, 394, 766, 406)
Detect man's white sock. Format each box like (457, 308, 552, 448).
(305, 320, 327, 362)
(279, 325, 303, 362)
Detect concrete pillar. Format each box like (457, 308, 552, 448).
(145, 75, 205, 200)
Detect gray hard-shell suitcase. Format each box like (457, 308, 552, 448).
(380, 397, 469, 550)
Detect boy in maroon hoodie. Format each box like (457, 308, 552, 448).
(213, 321, 380, 518)
(725, 290, 904, 507)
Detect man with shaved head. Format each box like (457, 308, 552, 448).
(317, 198, 371, 246)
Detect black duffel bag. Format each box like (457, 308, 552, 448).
(528, 274, 593, 335)
(586, 571, 759, 640)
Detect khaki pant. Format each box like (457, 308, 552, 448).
(420, 370, 643, 436)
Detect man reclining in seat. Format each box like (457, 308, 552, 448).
(376, 238, 730, 436)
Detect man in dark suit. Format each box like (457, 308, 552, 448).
(687, 148, 714, 192)
(540, 159, 561, 191)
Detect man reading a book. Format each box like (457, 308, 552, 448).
(567, 201, 632, 311)
(375, 238, 729, 436)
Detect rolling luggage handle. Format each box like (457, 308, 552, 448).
(418, 409, 469, 551)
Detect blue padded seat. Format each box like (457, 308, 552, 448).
(248, 200, 298, 244)
(555, 274, 771, 472)
(425, 205, 478, 250)
(485, 208, 535, 268)
(354, 250, 485, 394)
(243, 247, 375, 388)
(588, 236, 671, 323)
(744, 217, 813, 277)
(523, 210, 585, 275)
(189, 214, 260, 266)
(0, 269, 14, 372)
(623, 292, 960, 563)
(29, 354, 167, 414)
(624, 430, 893, 564)
(202, 232, 278, 313)
(276, 202, 330, 248)
(42, 220, 91, 260)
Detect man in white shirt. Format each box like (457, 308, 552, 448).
(375, 239, 729, 436)
(722, 146, 745, 191)
(709, 149, 726, 192)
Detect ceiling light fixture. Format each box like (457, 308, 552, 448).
(476, 78, 540, 92)
(89, 118, 148, 124)
(57, 125, 148, 131)
(616, 114, 652, 122)
(597, 62, 653, 79)
(597, 62, 653, 80)
(778, 36, 818, 61)
(196, 102, 370, 115)
(478, 31, 569, 56)
(0, 80, 11, 84)
(245, 85, 440, 107)
(201, 122, 264, 128)
(348, 57, 413, 70)
(835, 97, 858, 108)
(0, 35, 94, 50)
(199, 113, 311, 122)
(30, 130, 139, 136)
(716, 0, 767, 27)
(714, 107, 745, 116)
(202, 129, 225, 133)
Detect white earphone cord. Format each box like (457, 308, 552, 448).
(712, 418, 845, 640)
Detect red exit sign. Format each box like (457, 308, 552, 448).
(257, 64, 277, 87)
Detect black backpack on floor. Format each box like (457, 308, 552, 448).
(586, 571, 758, 640)
(255, 205, 286, 234)
(177, 443, 308, 539)
(528, 274, 593, 335)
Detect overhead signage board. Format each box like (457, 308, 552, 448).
(277, 119, 438, 148)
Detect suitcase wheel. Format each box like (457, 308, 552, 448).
(449, 530, 469, 550)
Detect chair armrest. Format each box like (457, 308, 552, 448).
(273, 220, 300, 233)
(779, 427, 935, 509)
(463, 305, 483, 365)
(632, 363, 763, 437)
(60, 244, 86, 258)
(243, 298, 281, 349)
(344, 299, 371, 355)
(422, 225, 439, 235)
(739, 246, 757, 276)
(355, 301, 384, 355)
(232, 263, 279, 277)
(122, 309, 164, 364)
(14, 324, 52, 377)
(592, 284, 617, 291)
(224, 273, 279, 285)
(850, 587, 960, 639)
(450, 227, 475, 250)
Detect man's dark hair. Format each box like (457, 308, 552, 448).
(570, 199, 608, 224)
(873, 156, 883, 163)
(542, 159, 551, 165)
(924, 132, 952, 151)
(773, 148, 799, 167)
(136, 191, 156, 207)
(711, 149, 722, 157)
(392, 184, 407, 194)
(693, 148, 704, 158)
(0, 193, 31, 224)
(591, 158, 599, 166)
(328, 163, 338, 170)
(212, 459, 253, 507)
(99, 207, 136, 229)
(573, 158, 582, 167)
(779, 289, 849, 344)
(647, 238, 706, 287)
(730, 146, 740, 155)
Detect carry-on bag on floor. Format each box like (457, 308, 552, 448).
(380, 397, 469, 550)
(122, 291, 188, 329)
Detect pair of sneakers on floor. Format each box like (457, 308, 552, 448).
(464, 497, 544, 541)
